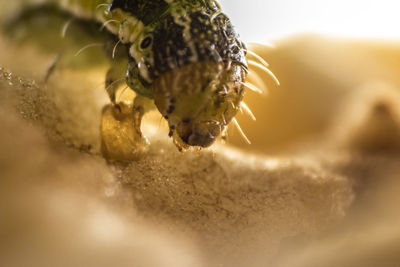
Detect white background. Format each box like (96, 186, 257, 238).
(219, 0, 400, 43)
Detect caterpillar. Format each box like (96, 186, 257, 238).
(6, 0, 276, 151)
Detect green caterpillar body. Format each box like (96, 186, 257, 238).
(11, 0, 248, 149)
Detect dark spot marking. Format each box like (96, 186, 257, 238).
(140, 37, 152, 49)
(167, 105, 175, 114)
(168, 125, 175, 137)
(182, 118, 191, 123)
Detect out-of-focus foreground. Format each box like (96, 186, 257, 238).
(1, 6, 400, 267)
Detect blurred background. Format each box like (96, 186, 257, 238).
(220, 0, 400, 43)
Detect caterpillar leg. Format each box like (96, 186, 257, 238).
(45, 53, 61, 83)
(100, 94, 154, 161)
(132, 95, 154, 137)
(105, 62, 126, 105)
(100, 100, 150, 161)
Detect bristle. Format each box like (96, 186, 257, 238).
(74, 43, 103, 57)
(210, 11, 223, 22)
(117, 86, 129, 102)
(241, 102, 256, 121)
(96, 3, 111, 10)
(247, 71, 269, 94)
(246, 50, 270, 68)
(105, 78, 125, 91)
(240, 81, 264, 94)
(112, 40, 121, 59)
(100, 20, 120, 31)
(232, 118, 251, 144)
(248, 60, 280, 86)
(61, 18, 74, 39)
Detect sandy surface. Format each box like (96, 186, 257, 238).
(1, 10, 400, 267)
